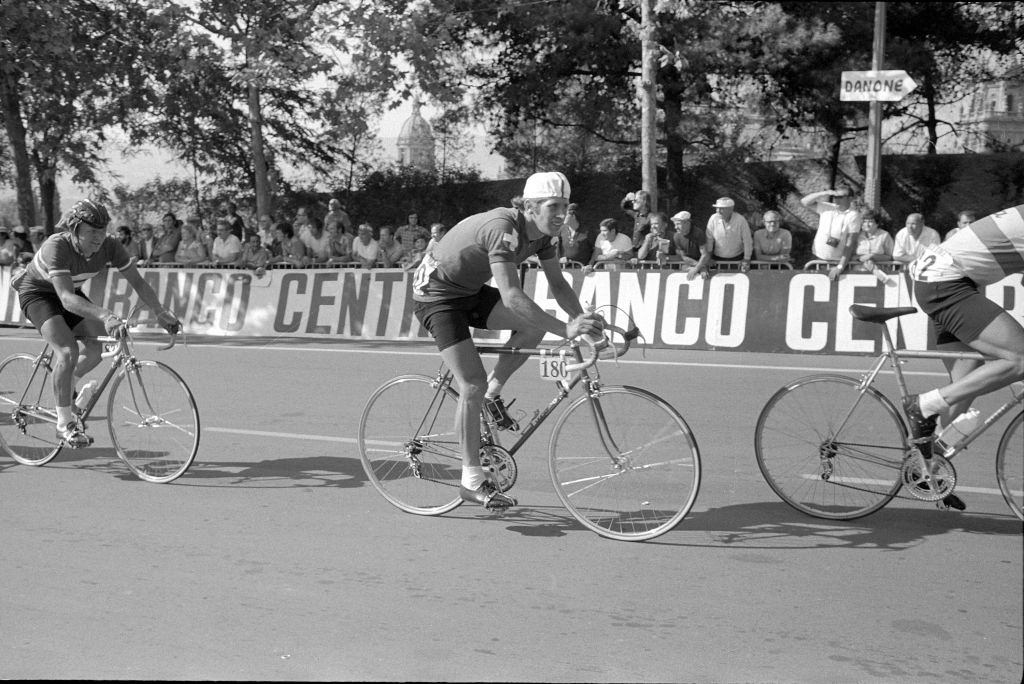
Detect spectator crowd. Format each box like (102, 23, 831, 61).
(0, 187, 973, 281)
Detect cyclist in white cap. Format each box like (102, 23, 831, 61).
(411, 171, 604, 510)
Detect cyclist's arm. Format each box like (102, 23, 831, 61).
(51, 274, 120, 327)
(538, 256, 584, 319)
(121, 264, 175, 323)
(491, 261, 574, 338)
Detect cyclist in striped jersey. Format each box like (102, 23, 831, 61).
(905, 204, 1024, 508)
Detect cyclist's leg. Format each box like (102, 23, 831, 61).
(38, 316, 79, 427)
(936, 338, 982, 426)
(438, 338, 488, 473)
(483, 300, 546, 394)
(70, 317, 105, 380)
(935, 310, 1024, 409)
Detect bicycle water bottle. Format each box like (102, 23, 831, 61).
(934, 408, 981, 456)
(75, 380, 99, 411)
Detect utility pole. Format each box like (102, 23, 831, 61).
(640, 0, 658, 211)
(865, 2, 886, 211)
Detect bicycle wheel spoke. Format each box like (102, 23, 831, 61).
(359, 375, 469, 515)
(550, 386, 700, 541)
(755, 375, 904, 520)
(108, 362, 199, 483)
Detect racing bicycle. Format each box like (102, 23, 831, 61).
(755, 304, 1022, 521)
(358, 321, 702, 541)
(0, 323, 200, 483)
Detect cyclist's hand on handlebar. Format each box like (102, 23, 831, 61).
(157, 310, 182, 335)
(566, 310, 605, 341)
(103, 314, 125, 338)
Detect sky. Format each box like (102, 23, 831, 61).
(1, 99, 506, 210)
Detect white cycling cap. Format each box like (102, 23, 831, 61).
(522, 172, 571, 201)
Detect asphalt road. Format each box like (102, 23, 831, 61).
(1, 332, 1020, 682)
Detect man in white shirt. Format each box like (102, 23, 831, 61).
(800, 184, 862, 280)
(352, 223, 380, 268)
(893, 213, 941, 263)
(585, 218, 633, 272)
(210, 219, 242, 265)
(694, 197, 752, 273)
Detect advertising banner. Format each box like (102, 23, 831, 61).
(2, 265, 1020, 355)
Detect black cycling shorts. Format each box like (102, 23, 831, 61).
(414, 285, 502, 352)
(18, 287, 89, 332)
(914, 277, 1006, 345)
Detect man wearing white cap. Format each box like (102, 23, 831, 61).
(412, 171, 605, 511)
(694, 197, 752, 274)
(669, 211, 706, 277)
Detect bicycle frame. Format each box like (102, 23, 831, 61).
(428, 342, 627, 466)
(14, 332, 166, 429)
(856, 321, 1023, 454)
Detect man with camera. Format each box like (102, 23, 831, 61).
(801, 183, 862, 280)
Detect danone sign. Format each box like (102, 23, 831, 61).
(2, 266, 1020, 355)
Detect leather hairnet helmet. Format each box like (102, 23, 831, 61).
(60, 199, 111, 232)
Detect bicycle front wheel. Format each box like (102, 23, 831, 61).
(0, 354, 62, 466)
(996, 411, 1023, 521)
(755, 375, 905, 520)
(549, 386, 701, 541)
(359, 375, 465, 516)
(107, 360, 200, 483)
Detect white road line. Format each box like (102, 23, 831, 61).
(171, 340, 952, 377)
(798, 473, 1009, 497)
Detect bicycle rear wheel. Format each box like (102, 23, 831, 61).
(359, 374, 466, 515)
(549, 386, 701, 541)
(755, 374, 905, 520)
(107, 360, 199, 483)
(0, 354, 62, 466)
(996, 411, 1023, 521)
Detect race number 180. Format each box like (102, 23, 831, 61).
(538, 350, 570, 381)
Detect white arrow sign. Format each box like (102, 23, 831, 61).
(840, 70, 918, 102)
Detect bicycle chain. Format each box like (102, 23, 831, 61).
(820, 452, 958, 503)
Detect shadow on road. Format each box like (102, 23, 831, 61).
(659, 501, 1022, 549)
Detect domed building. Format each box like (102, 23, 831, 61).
(396, 99, 436, 171)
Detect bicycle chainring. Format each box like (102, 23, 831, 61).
(902, 452, 957, 501)
(480, 444, 518, 493)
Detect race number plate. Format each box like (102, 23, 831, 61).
(538, 349, 571, 381)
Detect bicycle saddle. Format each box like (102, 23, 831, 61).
(849, 305, 918, 323)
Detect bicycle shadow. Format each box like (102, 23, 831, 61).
(173, 454, 369, 489)
(443, 500, 1022, 545)
(658, 501, 1022, 549)
(14, 448, 370, 489)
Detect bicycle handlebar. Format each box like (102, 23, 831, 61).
(562, 324, 642, 373)
(97, 323, 179, 357)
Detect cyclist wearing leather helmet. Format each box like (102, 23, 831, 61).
(12, 199, 181, 447)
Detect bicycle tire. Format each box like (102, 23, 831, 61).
(996, 410, 1023, 521)
(0, 353, 63, 466)
(359, 374, 466, 516)
(548, 385, 701, 541)
(107, 360, 200, 483)
(755, 374, 905, 520)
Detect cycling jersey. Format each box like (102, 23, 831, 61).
(412, 207, 558, 302)
(910, 204, 1024, 285)
(15, 232, 133, 294)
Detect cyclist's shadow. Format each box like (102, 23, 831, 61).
(459, 501, 1022, 545)
(673, 501, 1022, 549)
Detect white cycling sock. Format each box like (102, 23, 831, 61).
(462, 466, 486, 490)
(919, 389, 950, 418)
(484, 382, 503, 400)
(56, 405, 75, 430)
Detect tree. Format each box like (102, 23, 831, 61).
(884, 2, 1020, 153)
(1, 0, 156, 229)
